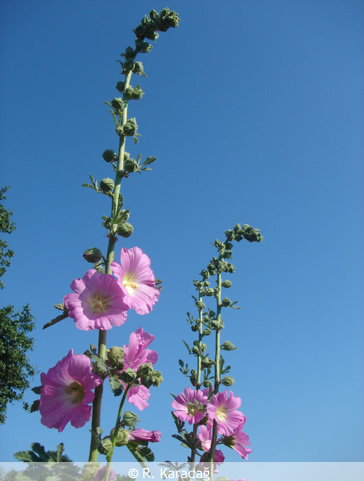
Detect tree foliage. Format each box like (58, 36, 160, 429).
(0, 186, 36, 424)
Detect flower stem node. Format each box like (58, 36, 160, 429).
(107, 346, 125, 365)
(117, 222, 133, 238)
(102, 149, 118, 163)
(100, 178, 115, 194)
(83, 247, 103, 264)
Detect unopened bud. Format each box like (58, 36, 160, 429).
(111, 428, 130, 447)
(124, 158, 139, 173)
(222, 280, 232, 288)
(117, 222, 133, 238)
(116, 81, 125, 93)
(83, 247, 102, 264)
(222, 376, 235, 386)
(120, 368, 136, 384)
(110, 98, 125, 114)
(107, 346, 124, 364)
(201, 358, 214, 368)
(100, 178, 114, 194)
(221, 297, 231, 307)
(102, 149, 117, 163)
(123, 411, 139, 427)
(221, 341, 237, 351)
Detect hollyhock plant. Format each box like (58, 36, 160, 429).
(39, 350, 103, 432)
(64, 269, 128, 330)
(172, 387, 209, 425)
(111, 247, 160, 315)
(207, 390, 246, 436)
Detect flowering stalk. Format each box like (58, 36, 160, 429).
(87, 9, 180, 462)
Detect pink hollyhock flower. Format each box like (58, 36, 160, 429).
(222, 422, 252, 460)
(172, 387, 209, 424)
(64, 269, 128, 331)
(120, 328, 158, 410)
(127, 384, 150, 410)
(207, 390, 246, 436)
(128, 428, 161, 443)
(198, 425, 212, 451)
(39, 350, 102, 432)
(123, 327, 158, 371)
(94, 466, 116, 481)
(111, 247, 160, 315)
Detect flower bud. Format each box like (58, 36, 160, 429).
(222, 376, 235, 386)
(201, 358, 214, 368)
(98, 438, 112, 455)
(83, 247, 102, 264)
(123, 411, 139, 427)
(124, 47, 135, 59)
(120, 368, 137, 384)
(110, 98, 125, 114)
(107, 346, 124, 364)
(221, 341, 237, 351)
(203, 379, 212, 388)
(191, 324, 199, 332)
(116, 81, 125, 93)
(117, 222, 133, 238)
(123, 58, 134, 72)
(221, 297, 231, 307)
(190, 369, 198, 386)
(222, 280, 232, 288)
(100, 178, 114, 194)
(211, 320, 224, 330)
(203, 328, 211, 336)
(102, 149, 117, 163)
(123, 118, 138, 137)
(124, 86, 135, 100)
(134, 24, 145, 39)
(111, 428, 130, 447)
(124, 158, 139, 173)
(133, 61, 145, 75)
(145, 30, 159, 41)
(135, 39, 153, 53)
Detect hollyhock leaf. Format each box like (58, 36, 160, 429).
(30, 399, 40, 413)
(109, 376, 124, 396)
(14, 450, 39, 462)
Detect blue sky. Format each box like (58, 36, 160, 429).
(1, 0, 363, 463)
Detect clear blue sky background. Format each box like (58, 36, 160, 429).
(1, 0, 363, 464)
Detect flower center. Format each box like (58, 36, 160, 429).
(123, 273, 138, 295)
(187, 403, 199, 416)
(88, 292, 111, 313)
(64, 381, 85, 405)
(215, 406, 228, 422)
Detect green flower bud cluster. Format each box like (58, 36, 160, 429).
(137, 363, 163, 388)
(116, 117, 138, 137)
(133, 8, 180, 43)
(123, 85, 145, 101)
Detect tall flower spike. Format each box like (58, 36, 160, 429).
(64, 269, 129, 330)
(39, 350, 103, 432)
(111, 247, 160, 315)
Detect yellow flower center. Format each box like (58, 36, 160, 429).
(88, 292, 111, 313)
(123, 273, 138, 295)
(216, 406, 228, 422)
(64, 381, 85, 405)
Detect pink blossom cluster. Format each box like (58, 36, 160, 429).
(64, 247, 160, 331)
(172, 387, 252, 462)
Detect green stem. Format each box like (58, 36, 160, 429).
(103, 385, 131, 481)
(88, 70, 133, 463)
(209, 270, 222, 465)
